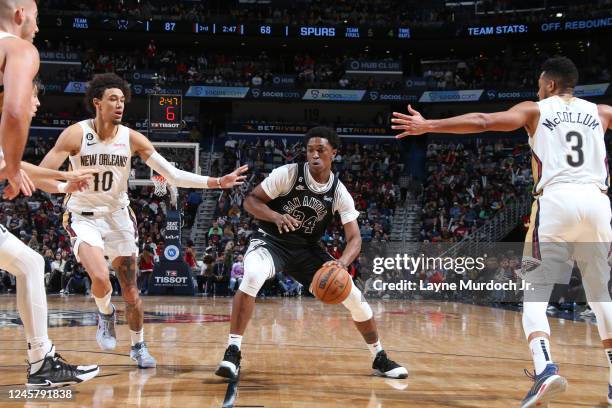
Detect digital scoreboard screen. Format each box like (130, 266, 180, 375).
(148, 94, 182, 132)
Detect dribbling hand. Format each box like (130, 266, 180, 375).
(323, 260, 348, 270)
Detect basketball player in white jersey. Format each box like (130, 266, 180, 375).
(40, 73, 248, 368)
(0, 0, 100, 387)
(392, 56, 612, 407)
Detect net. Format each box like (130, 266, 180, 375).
(151, 174, 178, 208)
(151, 175, 168, 196)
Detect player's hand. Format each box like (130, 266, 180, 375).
(3, 168, 35, 199)
(62, 168, 97, 182)
(391, 105, 430, 138)
(64, 179, 91, 193)
(274, 213, 301, 234)
(323, 260, 348, 270)
(219, 165, 249, 188)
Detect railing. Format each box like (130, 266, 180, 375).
(439, 194, 532, 259)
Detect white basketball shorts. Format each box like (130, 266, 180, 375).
(63, 206, 139, 262)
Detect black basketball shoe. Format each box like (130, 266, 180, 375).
(27, 347, 99, 388)
(372, 350, 408, 379)
(215, 345, 241, 380)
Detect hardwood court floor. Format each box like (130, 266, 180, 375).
(0, 294, 609, 407)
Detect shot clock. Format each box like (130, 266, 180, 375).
(148, 94, 182, 132)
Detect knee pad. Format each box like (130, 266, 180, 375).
(238, 247, 275, 297)
(342, 284, 373, 322)
(522, 302, 550, 338)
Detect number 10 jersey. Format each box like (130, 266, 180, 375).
(67, 120, 132, 213)
(530, 95, 608, 195)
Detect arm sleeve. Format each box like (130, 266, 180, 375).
(145, 151, 211, 189)
(333, 182, 360, 225)
(260, 164, 297, 199)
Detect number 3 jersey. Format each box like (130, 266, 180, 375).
(530, 95, 608, 195)
(258, 163, 359, 246)
(66, 120, 132, 212)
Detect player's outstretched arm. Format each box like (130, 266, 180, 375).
(391, 102, 539, 138)
(598, 104, 612, 131)
(243, 184, 301, 234)
(1, 40, 40, 198)
(19, 162, 95, 194)
(131, 129, 248, 189)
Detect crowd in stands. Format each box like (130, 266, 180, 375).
(419, 138, 531, 243)
(37, 36, 610, 93)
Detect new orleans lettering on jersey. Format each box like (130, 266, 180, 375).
(66, 120, 132, 212)
(260, 163, 339, 246)
(530, 96, 608, 194)
(80, 153, 129, 168)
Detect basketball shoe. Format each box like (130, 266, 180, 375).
(372, 350, 408, 379)
(96, 304, 117, 351)
(520, 363, 567, 408)
(27, 345, 99, 387)
(130, 342, 157, 368)
(215, 345, 241, 380)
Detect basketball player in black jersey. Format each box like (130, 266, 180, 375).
(215, 126, 407, 380)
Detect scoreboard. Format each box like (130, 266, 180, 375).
(148, 94, 182, 132)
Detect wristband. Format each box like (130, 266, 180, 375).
(57, 182, 67, 194)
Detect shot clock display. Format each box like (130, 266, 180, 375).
(148, 95, 182, 132)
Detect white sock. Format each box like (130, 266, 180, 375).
(605, 348, 612, 385)
(228, 334, 242, 350)
(130, 329, 144, 346)
(28, 343, 54, 374)
(94, 290, 113, 315)
(367, 340, 383, 358)
(529, 337, 552, 375)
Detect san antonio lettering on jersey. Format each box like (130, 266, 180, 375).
(259, 163, 339, 246)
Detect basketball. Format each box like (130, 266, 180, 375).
(312, 263, 353, 304)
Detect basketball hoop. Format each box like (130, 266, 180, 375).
(151, 175, 168, 196)
(151, 174, 179, 209)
